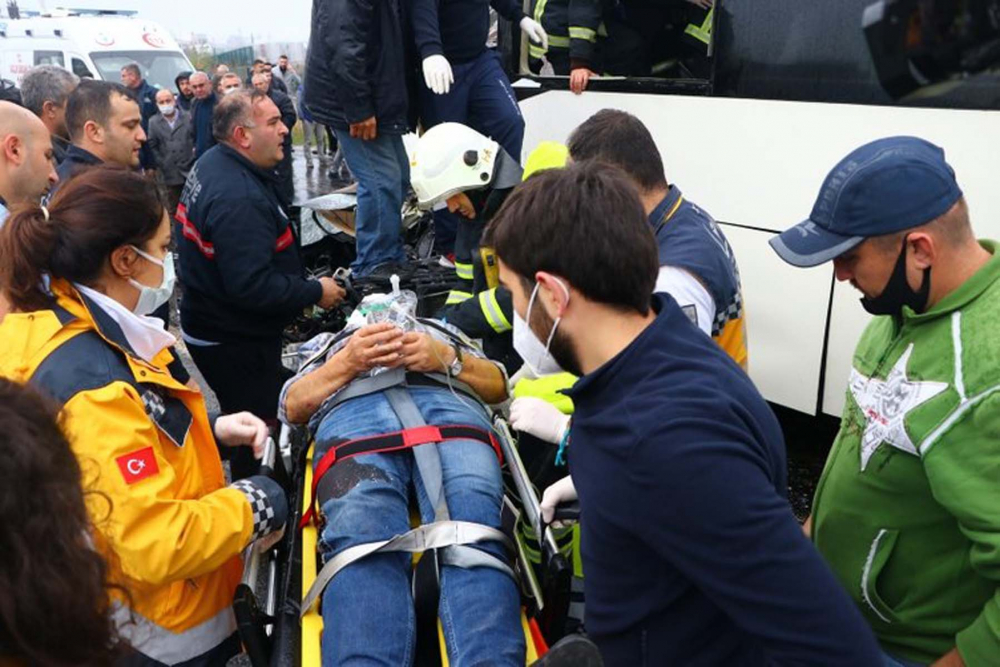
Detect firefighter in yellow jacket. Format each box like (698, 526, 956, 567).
(0, 167, 287, 666)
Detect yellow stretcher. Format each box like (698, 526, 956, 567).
(235, 419, 573, 667)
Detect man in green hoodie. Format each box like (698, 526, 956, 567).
(770, 136, 1000, 667)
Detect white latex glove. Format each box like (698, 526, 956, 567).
(215, 412, 269, 459)
(422, 54, 454, 95)
(510, 397, 570, 445)
(520, 16, 549, 50)
(540, 475, 578, 528)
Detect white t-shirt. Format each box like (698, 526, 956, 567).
(655, 265, 715, 337)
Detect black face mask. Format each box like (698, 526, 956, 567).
(860, 236, 931, 317)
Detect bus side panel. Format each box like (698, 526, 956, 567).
(721, 225, 832, 414)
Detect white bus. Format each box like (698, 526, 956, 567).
(505, 0, 1000, 419)
(0, 9, 192, 91)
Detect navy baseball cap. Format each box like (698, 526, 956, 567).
(770, 136, 963, 267)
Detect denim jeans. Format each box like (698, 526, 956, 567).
(314, 386, 524, 666)
(334, 131, 408, 276)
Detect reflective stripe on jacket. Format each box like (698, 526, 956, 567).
(0, 280, 255, 664)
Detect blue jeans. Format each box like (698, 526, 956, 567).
(334, 131, 408, 275)
(314, 387, 524, 666)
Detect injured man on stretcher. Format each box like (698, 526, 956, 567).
(280, 294, 525, 665)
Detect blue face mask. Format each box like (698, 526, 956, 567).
(512, 280, 569, 377)
(128, 246, 175, 316)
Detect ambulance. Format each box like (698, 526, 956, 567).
(0, 8, 193, 91)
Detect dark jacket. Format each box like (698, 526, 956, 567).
(148, 109, 196, 187)
(412, 0, 523, 64)
(267, 87, 298, 211)
(566, 293, 883, 666)
(190, 95, 218, 159)
(177, 93, 193, 112)
(303, 0, 411, 133)
(52, 134, 71, 165)
(54, 144, 103, 191)
(177, 144, 322, 342)
(528, 0, 604, 66)
(130, 79, 159, 170)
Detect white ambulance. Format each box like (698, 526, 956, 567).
(0, 9, 193, 91)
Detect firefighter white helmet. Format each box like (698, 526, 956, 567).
(410, 122, 504, 209)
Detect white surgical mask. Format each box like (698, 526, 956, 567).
(128, 246, 176, 317)
(158, 103, 176, 116)
(513, 280, 569, 377)
(223, 86, 240, 95)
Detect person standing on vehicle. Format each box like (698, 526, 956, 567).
(485, 160, 883, 666)
(188, 72, 217, 159)
(0, 166, 288, 666)
(177, 91, 345, 480)
(411, 0, 546, 257)
(304, 0, 411, 278)
(120, 63, 158, 172)
(20, 65, 79, 165)
(568, 109, 747, 368)
(148, 88, 194, 231)
(770, 136, 1000, 667)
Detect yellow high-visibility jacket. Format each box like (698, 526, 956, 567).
(0, 280, 255, 664)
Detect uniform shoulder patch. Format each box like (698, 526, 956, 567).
(116, 447, 160, 485)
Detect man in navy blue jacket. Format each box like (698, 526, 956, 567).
(177, 90, 344, 479)
(484, 161, 883, 666)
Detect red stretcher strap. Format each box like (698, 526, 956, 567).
(300, 425, 502, 530)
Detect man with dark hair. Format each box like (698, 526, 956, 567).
(188, 72, 217, 159)
(771, 136, 1000, 667)
(20, 65, 79, 164)
(120, 63, 158, 171)
(485, 160, 883, 666)
(57, 80, 146, 185)
(177, 91, 345, 479)
(274, 55, 301, 99)
(568, 108, 748, 368)
(175, 70, 194, 111)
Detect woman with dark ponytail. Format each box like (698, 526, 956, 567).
(0, 165, 288, 667)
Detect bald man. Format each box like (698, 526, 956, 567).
(0, 101, 58, 225)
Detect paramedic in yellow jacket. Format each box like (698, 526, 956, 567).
(0, 166, 288, 667)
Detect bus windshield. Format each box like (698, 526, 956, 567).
(89, 50, 191, 91)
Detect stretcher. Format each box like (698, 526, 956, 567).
(232, 395, 586, 666)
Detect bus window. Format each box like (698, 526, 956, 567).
(33, 50, 65, 67)
(71, 58, 94, 79)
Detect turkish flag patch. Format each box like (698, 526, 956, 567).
(116, 447, 160, 485)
